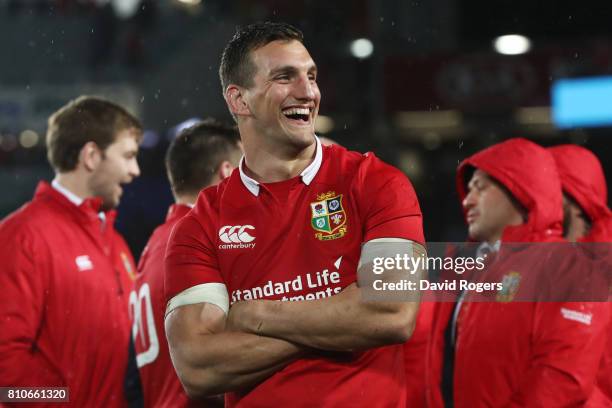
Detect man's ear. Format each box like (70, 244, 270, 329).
(80, 141, 103, 172)
(225, 85, 251, 117)
(217, 160, 234, 181)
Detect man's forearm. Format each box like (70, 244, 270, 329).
(167, 314, 304, 398)
(229, 284, 418, 351)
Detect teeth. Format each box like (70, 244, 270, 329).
(283, 107, 310, 116)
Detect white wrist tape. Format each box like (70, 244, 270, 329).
(358, 238, 414, 269)
(165, 283, 229, 318)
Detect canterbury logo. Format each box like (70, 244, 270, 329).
(219, 225, 256, 244)
(75, 255, 93, 271)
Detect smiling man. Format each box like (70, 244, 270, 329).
(0, 96, 142, 406)
(164, 22, 426, 406)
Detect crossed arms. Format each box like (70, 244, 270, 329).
(165, 240, 426, 399)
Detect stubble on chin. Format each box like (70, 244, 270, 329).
(99, 197, 117, 212)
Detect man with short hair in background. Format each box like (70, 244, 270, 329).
(0, 96, 142, 406)
(129, 119, 241, 407)
(549, 144, 612, 406)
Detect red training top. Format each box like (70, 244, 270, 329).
(130, 204, 197, 408)
(550, 145, 612, 406)
(0, 182, 136, 407)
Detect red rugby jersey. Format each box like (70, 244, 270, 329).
(130, 204, 195, 408)
(165, 138, 425, 407)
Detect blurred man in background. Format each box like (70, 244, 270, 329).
(129, 119, 241, 408)
(427, 138, 608, 407)
(550, 144, 612, 406)
(549, 145, 612, 243)
(0, 96, 142, 406)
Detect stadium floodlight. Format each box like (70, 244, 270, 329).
(493, 34, 531, 55)
(350, 38, 374, 59)
(112, 0, 143, 19)
(19, 130, 39, 149)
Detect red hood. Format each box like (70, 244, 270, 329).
(457, 138, 563, 242)
(549, 145, 612, 242)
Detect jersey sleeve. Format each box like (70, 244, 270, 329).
(354, 153, 425, 244)
(164, 209, 225, 309)
(0, 220, 65, 386)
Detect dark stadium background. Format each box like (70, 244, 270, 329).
(1, 0, 611, 259)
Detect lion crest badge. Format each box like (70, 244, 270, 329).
(310, 191, 347, 241)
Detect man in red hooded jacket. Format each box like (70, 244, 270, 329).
(549, 145, 612, 243)
(0, 96, 142, 406)
(427, 138, 609, 407)
(550, 144, 612, 405)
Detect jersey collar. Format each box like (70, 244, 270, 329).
(239, 135, 323, 197)
(166, 203, 192, 222)
(51, 178, 107, 222)
(52, 178, 84, 206)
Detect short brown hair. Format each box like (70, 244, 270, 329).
(219, 21, 304, 92)
(166, 118, 241, 196)
(46, 95, 143, 172)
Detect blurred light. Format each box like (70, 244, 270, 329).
(19, 130, 39, 149)
(515, 106, 551, 125)
(350, 38, 374, 59)
(397, 150, 423, 181)
(395, 110, 462, 129)
(140, 130, 160, 149)
(112, 0, 143, 19)
(423, 132, 442, 150)
(168, 117, 202, 140)
(552, 76, 612, 128)
(0, 134, 18, 152)
(176, 0, 202, 4)
(493, 34, 531, 55)
(315, 115, 335, 134)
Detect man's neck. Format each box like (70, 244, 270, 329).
(54, 172, 91, 202)
(241, 135, 317, 183)
(175, 195, 197, 208)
